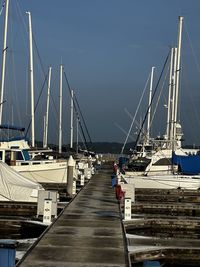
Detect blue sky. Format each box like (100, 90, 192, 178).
(1, 0, 200, 145)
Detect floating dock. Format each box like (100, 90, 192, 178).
(17, 163, 130, 267)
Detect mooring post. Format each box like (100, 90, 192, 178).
(67, 155, 76, 197)
(0, 239, 18, 267)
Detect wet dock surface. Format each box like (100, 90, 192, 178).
(121, 188, 200, 266)
(17, 164, 129, 267)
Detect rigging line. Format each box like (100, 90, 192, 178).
(25, 74, 48, 137)
(16, 0, 47, 81)
(75, 112, 88, 151)
(78, 126, 88, 151)
(124, 107, 147, 138)
(74, 93, 92, 144)
(63, 70, 92, 144)
(63, 71, 92, 145)
(121, 72, 151, 155)
(184, 21, 200, 74)
(63, 71, 90, 149)
(150, 63, 170, 129)
(114, 122, 135, 142)
(134, 50, 170, 151)
(64, 71, 92, 147)
(0, 1, 5, 16)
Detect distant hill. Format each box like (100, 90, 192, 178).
(35, 141, 135, 154)
(34, 141, 200, 155)
(88, 142, 135, 154)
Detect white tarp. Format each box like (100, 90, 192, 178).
(0, 162, 43, 202)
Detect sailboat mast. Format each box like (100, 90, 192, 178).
(70, 89, 74, 149)
(170, 47, 178, 148)
(59, 64, 63, 153)
(0, 0, 9, 124)
(76, 117, 79, 154)
(146, 66, 155, 144)
(27, 11, 35, 147)
(174, 16, 183, 141)
(43, 115, 46, 147)
(43, 66, 52, 148)
(166, 47, 174, 141)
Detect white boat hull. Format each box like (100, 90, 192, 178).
(12, 161, 68, 184)
(123, 174, 200, 190)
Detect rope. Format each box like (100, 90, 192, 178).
(134, 50, 170, 151)
(63, 71, 89, 151)
(121, 72, 151, 154)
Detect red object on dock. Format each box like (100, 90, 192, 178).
(115, 184, 124, 201)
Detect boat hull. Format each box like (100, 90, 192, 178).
(123, 174, 200, 190)
(12, 161, 68, 184)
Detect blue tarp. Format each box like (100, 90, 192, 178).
(172, 152, 200, 175)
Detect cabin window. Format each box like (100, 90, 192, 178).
(16, 151, 23, 160)
(0, 151, 2, 160)
(22, 149, 30, 161)
(5, 151, 11, 165)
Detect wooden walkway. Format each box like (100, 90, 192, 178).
(17, 164, 129, 267)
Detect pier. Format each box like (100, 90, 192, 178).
(17, 162, 130, 267)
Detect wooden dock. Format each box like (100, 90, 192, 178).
(17, 164, 129, 267)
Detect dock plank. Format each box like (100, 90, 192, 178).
(17, 167, 128, 267)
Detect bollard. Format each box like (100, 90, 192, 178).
(0, 239, 18, 267)
(67, 155, 76, 197)
(43, 198, 52, 225)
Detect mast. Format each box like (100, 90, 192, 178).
(43, 115, 46, 147)
(146, 66, 155, 144)
(70, 89, 74, 149)
(166, 47, 174, 142)
(27, 11, 35, 147)
(173, 16, 183, 144)
(76, 117, 79, 154)
(0, 0, 9, 124)
(59, 64, 63, 153)
(170, 47, 178, 148)
(44, 66, 52, 148)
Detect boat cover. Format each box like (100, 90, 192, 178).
(0, 162, 43, 202)
(172, 152, 200, 175)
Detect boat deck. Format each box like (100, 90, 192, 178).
(17, 163, 129, 267)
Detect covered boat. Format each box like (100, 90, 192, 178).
(172, 152, 200, 175)
(0, 161, 43, 202)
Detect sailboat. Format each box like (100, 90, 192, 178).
(0, 1, 68, 184)
(120, 16, 200, 189)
